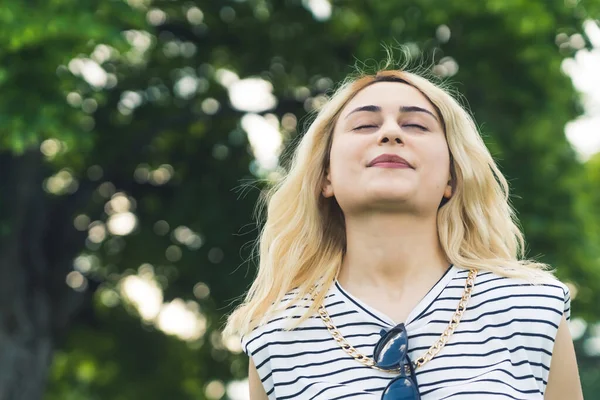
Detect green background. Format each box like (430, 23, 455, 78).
(0, 0, 599, 399)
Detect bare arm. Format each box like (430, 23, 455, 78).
(249, 356, 269, 400)
(545, 315, 583, 400)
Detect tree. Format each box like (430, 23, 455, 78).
(0, 0, 598, 399)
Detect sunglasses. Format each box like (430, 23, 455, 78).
(373, 323, 421, 400)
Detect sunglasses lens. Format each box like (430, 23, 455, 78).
(373, 325, 408, 369)
(381, 376, 419, 400)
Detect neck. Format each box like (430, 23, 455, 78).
(337, 212, 450, 290)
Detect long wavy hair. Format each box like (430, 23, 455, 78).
(222, 65, 555, 339)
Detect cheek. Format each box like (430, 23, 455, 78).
(431, 145, 451, 164)
(328, 136, 363, 180)
(422, 143, 451, 180)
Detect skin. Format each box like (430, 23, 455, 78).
(248, 81, 583, 398)
(249, 357, 269, 400)
(324, 84, 452, 216)
(544, 315, 584, 399)
(323, 81, 452, 324)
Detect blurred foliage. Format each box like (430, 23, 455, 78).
(0, 0, 599, 399)
(0, 0, 143, 156)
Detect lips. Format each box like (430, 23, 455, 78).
(368, 154, 413, 168)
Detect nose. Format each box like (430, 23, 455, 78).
(379, 136, 402, 144)
(377, 120, 403, 145)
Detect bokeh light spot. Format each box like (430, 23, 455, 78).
(166, 245, 183, 262)
(81, 98, 98, 114)
(107, 212, 137, 236)
(66, 92, 82, 107)
(212, 144, 229, 160)
(186, 7, 204, 25)
(98, 182, 116, 198)
(436, 24, 451, 43)
(220, 6, 236, 22)
(157, 299, 207, 341)
(241, 113, 282, 172)
(40, 139, 61, 158)
(205, 380, 226, 400)
(569, 317, 587, 341)
(215, 68, 239, 88)
(208, 247, 224, 264)
(154, 220, 170, 236)
(74, 214, 91, 231)
(108, 193, 133, 214)
(303, 0, 331, 21)
(193, 282, 210, 300)
(88, 222, 107, 244)
(87, 165, 104, 181)
(201, 98, 221, 115)
(134, 164, 151, 183)
(44, 169, 79, 195)
(66, 271, 88, 292)
(281, 113, 297, 131)
(229, 78, 277, 112)
(121, 275, 163, 320)
(99, 288, 120, 308)
(222, 332, 243, 354)
(227, 380, 250, 400)
(149, 165, 174, 185)
(175, 75, 199, 99)
(147, 8, 167, 25)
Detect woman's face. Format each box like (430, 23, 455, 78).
(323, 81, 452, 215)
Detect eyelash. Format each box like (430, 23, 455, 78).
(353, 124, 428, 131)
(353, 125, 377, 130)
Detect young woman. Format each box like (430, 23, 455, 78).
(223, 66, 583, 399)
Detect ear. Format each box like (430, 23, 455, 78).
(322, 167, 334, 198)
(443, 180, 452, 199)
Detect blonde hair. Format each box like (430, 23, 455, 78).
(222, 65, 555, 339)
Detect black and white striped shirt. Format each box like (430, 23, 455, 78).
(241, 265, 571, 399)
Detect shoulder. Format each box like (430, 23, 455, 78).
(239, 289, 314, 399)
(469, 268, 571, 322)
(240, 286, 323, 357)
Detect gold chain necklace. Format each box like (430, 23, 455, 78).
(314, 268, 477, 374)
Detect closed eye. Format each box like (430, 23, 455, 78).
(352, 125, 378, 131)
(404, 124, 428, 131)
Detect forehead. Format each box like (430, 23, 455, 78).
(340, 81, 436, 118)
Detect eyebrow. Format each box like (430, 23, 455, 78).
(345, 105, 440, 123)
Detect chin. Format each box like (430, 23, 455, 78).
(360, 192, 415, 210)
(366, 185, 414, 199)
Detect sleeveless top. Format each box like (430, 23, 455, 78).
(241, 265, 571, 399)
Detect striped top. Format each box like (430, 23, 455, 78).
(241, 265, 571, 399)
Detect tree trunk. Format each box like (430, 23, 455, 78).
(0, 150, 85, 400)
